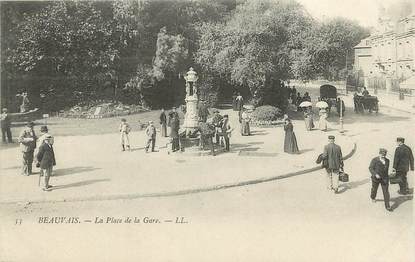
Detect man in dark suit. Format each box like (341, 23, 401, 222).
(369, 148, 392, 212)
(322, 135, 343, 193)
(393, 137, 414, 195)
(36, 134, 56, 191)
(169, 114, 180, 152)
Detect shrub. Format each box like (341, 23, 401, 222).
(250, 105, 283, 122)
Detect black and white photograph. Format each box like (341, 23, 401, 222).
(0, 0, 414, 261)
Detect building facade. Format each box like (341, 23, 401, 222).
(354, 13, 415, 91)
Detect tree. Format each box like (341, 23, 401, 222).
(195, 0, 310, 107)
(292, 18, 369, 81)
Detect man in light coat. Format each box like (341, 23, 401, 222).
(145, 121, 157, 153)
(322, 135, 343, 193)
(18, 121, 37, 176)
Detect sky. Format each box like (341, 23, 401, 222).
(296, 0, 414, 28)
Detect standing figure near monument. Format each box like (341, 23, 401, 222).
(36, 134, 56, 191)
(18, 121, 37, 176)
(212, 110, 223, 145)
(20, 92, 30, 113)
(322, 135, 343, 194)
(168, 107, 179, 127)
(159, 109, 167, 137)
(170, 114, 180, 152)
(119, 118, 131, 152)
(221, 115, 232, 152)
(393, 137, 414, 195)
(145, 121, 157, 153)
(240, 109, 251, 136)
(1, 108, 12, 143)
(235, 93, 244, 123)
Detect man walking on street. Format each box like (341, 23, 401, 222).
(1, 108, 12, 143)
(145, 121, 157, 153)
(18, 121, 37, 176)
(369, 148, 392, 212)
(393, 137, 414, 195)
(322, 135, 343, 193)
(36, 134, 56, 191)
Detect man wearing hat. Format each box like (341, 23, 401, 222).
(36, 134, 56, 191)
(145, 120, 157, 153)
(369, 148, 392, 211)
(18, 121, 37, 176)
(1, 108, 12, 143)
(322, 135, 343, 193)
(393, 137, 414, 195)
(211, 110, 223, 145)
(38, 125, 53, 145)
(221, 114, 232, 152)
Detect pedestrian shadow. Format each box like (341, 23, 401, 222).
(130, 146, 145, 152)
(249, 130, 268, 136)
(54, 166, 101, 177)
(390, 195, 413, 211)
(52, 179, 110, 190)
(1, 165, 20, 170)
(343, 113, 409, 124)
(0, 142, 19, 150)
(338, 178, 371, 193)
(299, 148, 314, 154)
(247, 141, 264, 145)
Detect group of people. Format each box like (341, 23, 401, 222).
(17, 122, 56, 191)
(320, 134, 413, 212)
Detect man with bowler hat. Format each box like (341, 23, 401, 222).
(393, 137, 414, 195)
(18, 121, 37, 176)
(322, 135, 343, 193)
(369, 148, 392, 212)
(36, 134, 56, 191)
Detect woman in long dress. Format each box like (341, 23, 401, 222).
(284, 118, 299, 154)
(304, 107, 314, 131)
(240, 110, 251, 136)
(318, 108, 328, 131)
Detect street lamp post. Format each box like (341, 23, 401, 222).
(339, 97, 344, 133)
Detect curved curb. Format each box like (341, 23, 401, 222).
(2, 143, 357, 205)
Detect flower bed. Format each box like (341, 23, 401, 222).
(59, 101, 149, 119)
(249, 105, 284, 127)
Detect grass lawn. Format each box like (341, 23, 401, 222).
(5, 110, 185, 138)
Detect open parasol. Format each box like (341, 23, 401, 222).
(299, 101, 313, 107)
(315, 101, 329, 108)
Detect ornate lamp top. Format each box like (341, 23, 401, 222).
(185, 67, 198, 82)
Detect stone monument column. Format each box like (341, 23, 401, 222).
(183, 67, 199, 135)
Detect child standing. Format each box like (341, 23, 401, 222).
(145, 121, 157, 153)
(119, 118, 131, 151)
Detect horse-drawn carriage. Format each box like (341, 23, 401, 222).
(353, 94, 379, 113)
(319, 84, 337, 113)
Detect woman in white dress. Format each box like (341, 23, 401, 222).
(319, 108, 328, 131)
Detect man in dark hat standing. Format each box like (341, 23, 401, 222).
(1, 108, 12, 143)
(322, 135, 343, 193)
(221, 115, 232, 152)
(37, 134, 56, 191)
(369, 148, 392, 212)
(18, 121, 37, 176)
(393, 137, 414, 195)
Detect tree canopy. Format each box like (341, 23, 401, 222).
(1, 0, 369, 111)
